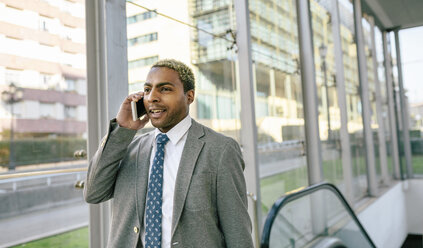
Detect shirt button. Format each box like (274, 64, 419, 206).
(133, 227, 139, 233)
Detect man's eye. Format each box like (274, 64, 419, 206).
(162, 87, 171, 91)
(144, 88, 150, 93)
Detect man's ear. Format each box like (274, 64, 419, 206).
(186, 90, 195, 104)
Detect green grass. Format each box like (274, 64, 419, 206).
(413, 155, 423, 174)
(260, 165, 308, 213)
(12, 227, 88, 248)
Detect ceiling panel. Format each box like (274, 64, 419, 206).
(363, 0, 423, 30)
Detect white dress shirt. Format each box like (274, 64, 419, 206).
(141, 115, 192, 248)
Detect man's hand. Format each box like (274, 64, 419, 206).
(116, 92, 149, 130)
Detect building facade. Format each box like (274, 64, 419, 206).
(0, 0, 87, 138)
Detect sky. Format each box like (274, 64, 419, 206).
(400, 26, 423, 104)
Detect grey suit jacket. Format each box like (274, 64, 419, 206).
(84, 119, 254, 248)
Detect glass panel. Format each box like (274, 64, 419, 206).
(249, 0, 308, 217)
(310, 0, 344, 192)
(389, 32, 407, 176)
(399, 27, 423, 175)
(267, 187, 374, 248)
(337, 0, 367, 200)
(0, 1, 88, 246)
(374, 26, 394, 178)
(126, 0, 241, 142)
(361, 16, 382, 183)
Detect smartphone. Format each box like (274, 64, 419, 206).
(131, 97, 147, 121)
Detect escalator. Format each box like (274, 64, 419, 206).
(260, 183, 376, 248)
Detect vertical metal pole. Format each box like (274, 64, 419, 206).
(322, 61, 331, 140)
(369, 17, 390, 184)
(296, 0, 323, 185)
(330, 0, 354, 203)
(9, 102, 15, 171)
(234, 0, 261, 245)
(382, 32, 401, 179)
(394, 30, 413, 178)
(85, 0, 129, 247)
(270, 69, 276, 116)
(297, 0, 325, 236)
(353, 0, 378, 196)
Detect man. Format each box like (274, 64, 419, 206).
(84, 59, 253, 248)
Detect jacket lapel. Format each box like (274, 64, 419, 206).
(171, 120, 205, 236)
(136, 132, 154, 223)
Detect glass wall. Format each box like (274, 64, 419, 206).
(399, 27, 423, 175)
(388, 32, 405, 175)
(1, 0, 413, 246)
(310, 0, 344, 190)
(248, 0, 308, 217)
(0, 0, 88, 246)
(337, 0, 367, 200)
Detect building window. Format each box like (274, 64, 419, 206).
(128, 32, 158, 46)
(64, 105, 77, 119)
(127, 10, 157, 24)
(5, 69, 22, 85)
(39, 16, 53, 32)
(216, 96, 235, 119)
(129, 81, 144, 93)
(65, 78, 77, 92)
(40, 102, 55, 119)
(128, 56, 158, 70)
(197, 94, 213, 119)
(40, 73, 52, 87)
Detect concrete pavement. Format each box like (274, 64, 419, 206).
(0, 202, 89, 248)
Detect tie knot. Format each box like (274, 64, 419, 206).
(156, 133, 169, 145)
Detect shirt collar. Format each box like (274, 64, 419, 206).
(154, 115, 192, 146)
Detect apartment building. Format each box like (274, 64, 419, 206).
(0, 0, 86, 138)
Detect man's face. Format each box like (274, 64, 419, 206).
(143, 67, 194, 133)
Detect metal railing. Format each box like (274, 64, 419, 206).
(261, 182, 376, 248)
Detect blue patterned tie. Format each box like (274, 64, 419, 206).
(145, 133, 169, 248)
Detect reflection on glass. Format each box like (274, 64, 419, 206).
(400, 27, 423, 175)
(338, 0, 367, 200)
(248, 0, 308, 216)
(267, 187, 374, 248)
(310, 0, 344, 192)
(0, 0, 88, 246)
(126, 0, 241, 141)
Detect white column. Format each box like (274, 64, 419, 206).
(234, 0, 261, 245)
(353, 0, 378, 196)
(330, 0, 354, 203)
(296, 0, 323, 185)
(85, 0, 129, 247)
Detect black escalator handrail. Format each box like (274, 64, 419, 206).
(260, 182, 376, 248)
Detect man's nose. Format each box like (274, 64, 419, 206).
(146, 88, 159, 102)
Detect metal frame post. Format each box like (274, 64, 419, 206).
(85, 0, 129, 247)
(369, 17, 390, 185)
(296, 0, 325, 235)
(330, 0, 354, 203)
(296, 0, 323, 185)
(353, 0, 378, 196)
(234, 0, 262, 245)
(394, 30, 413, 178)
(382, 32, 401, 179)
